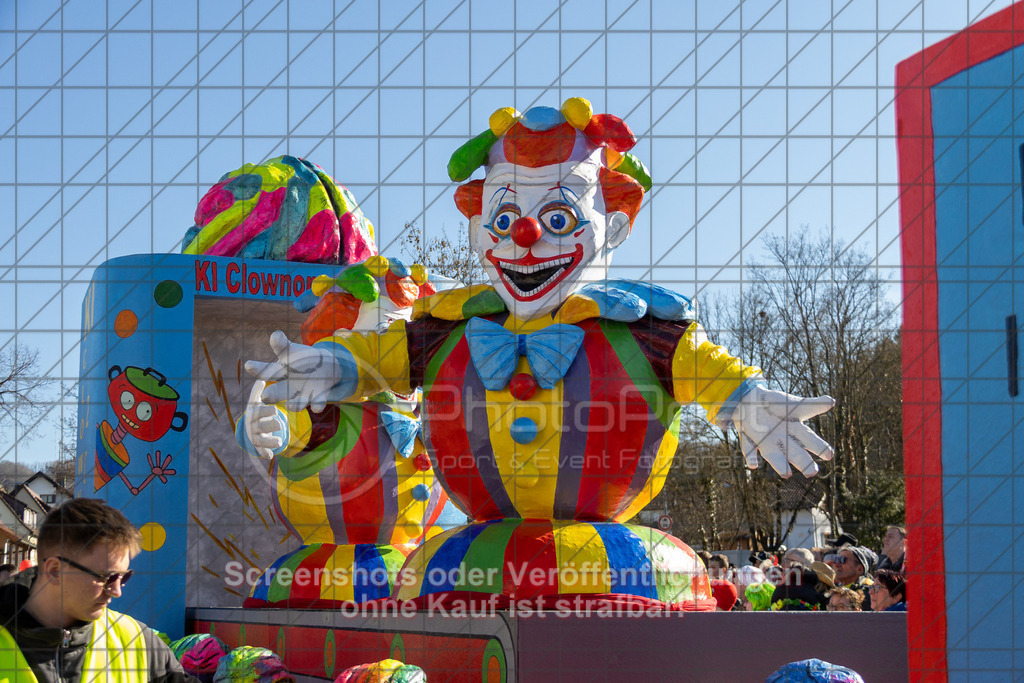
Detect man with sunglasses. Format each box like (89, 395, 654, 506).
(0, 498, 200, 682)
(833, 546, 877, 611)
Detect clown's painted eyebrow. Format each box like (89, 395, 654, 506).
(551, 184, 582, 206)
(490, 184, 516, 205)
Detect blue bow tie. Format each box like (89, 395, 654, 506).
(465, 317, 585, 391)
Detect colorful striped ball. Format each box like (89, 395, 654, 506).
(169, 633, 230, 681)
(246, 542, 413, 607)
(212, 646, 294, 683)
(182, 156, 376, 265)
(333, 659, 426, 683)
(271, 402, 447, 547)
(394, 519, 714, 608)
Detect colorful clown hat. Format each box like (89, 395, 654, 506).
(182, 155, 377, 265)
(448, 98, 651, 228)
(448, 98, 650, 190)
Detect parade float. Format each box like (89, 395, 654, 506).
(78, 100, 908, 681)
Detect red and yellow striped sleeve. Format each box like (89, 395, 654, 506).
(312, 320, 413, 399)
(671, 322, 766, 426)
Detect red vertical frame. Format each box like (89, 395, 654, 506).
(895, 3, 1024, 680)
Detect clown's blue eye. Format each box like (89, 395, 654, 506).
(539, 203, 578, 235)
(489, 204, 520, 236)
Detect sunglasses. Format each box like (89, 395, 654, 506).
(57, 556, 134, 591)
(836, 555, 854, 565)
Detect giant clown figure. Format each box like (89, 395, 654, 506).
(246, 98, 835, 609)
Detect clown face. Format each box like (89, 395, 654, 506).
(469, 160, 630, 320)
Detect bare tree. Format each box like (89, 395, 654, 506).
(47, 414, 78, 494)
(400, 221, 486, 286)
(658, 229, 904, 551)
(0, 345, 52, 439)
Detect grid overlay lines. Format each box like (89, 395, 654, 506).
(2, 0, 1022, 676)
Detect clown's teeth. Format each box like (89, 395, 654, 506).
(498, 256, 573, 274)
(504, 264, 567, 297)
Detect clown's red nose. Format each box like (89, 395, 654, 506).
(511, 217, 542, 248)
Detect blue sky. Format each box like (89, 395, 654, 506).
(1, 0, 1014, 465)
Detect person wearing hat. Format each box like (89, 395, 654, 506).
(834, 546, 875, 610)
(709, 579, 740, 611)
(809, 561, 837, 593)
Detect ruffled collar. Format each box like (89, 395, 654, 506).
(411, 279, 696, 324)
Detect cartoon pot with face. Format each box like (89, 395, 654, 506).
(246, 98, 836, 610)
(236, 256, 451, 607)
(95, 366, 185, 494)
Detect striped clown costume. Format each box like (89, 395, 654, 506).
(247, 98, 835, 609)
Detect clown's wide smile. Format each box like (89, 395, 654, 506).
(486, 244, 583, 300)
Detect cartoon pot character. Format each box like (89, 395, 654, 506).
(95, 366, 185, 494)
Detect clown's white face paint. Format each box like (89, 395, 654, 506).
(468, 160, 630, 320)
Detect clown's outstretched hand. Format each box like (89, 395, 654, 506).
(241, 380, 287, 459)
(731, 386, 835, 478)
(245, 330, 346, 413)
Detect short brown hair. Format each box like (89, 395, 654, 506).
(887, 525, 906, 539)
(826, 586, 865, 609)
(37, 498, 141, 559)
(874, 569, 907, 602)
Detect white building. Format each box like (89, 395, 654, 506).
(19, 472, 73, 508)
(0, 490, 37, 567)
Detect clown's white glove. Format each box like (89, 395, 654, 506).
(242, 380, 287, 459)
(731, 385, 835, 477)
(244, 330, 345, 413)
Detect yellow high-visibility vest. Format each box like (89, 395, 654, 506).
(0, 608, 148, 683)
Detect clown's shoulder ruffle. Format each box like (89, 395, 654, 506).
(411, 284, 506, 320)
(410, 279, 695, 324)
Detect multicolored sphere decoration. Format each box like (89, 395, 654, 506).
(182, 155, 377, 266)
(211, 646, 294, 683)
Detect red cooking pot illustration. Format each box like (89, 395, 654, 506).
(95, 366, 186, 494)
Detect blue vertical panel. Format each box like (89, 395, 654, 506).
(76, 253, 329, 636)
(77, 254, 196, 638)
(931, 46, 1024, 680)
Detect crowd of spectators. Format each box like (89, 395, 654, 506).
(703, 525, 907, 613)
